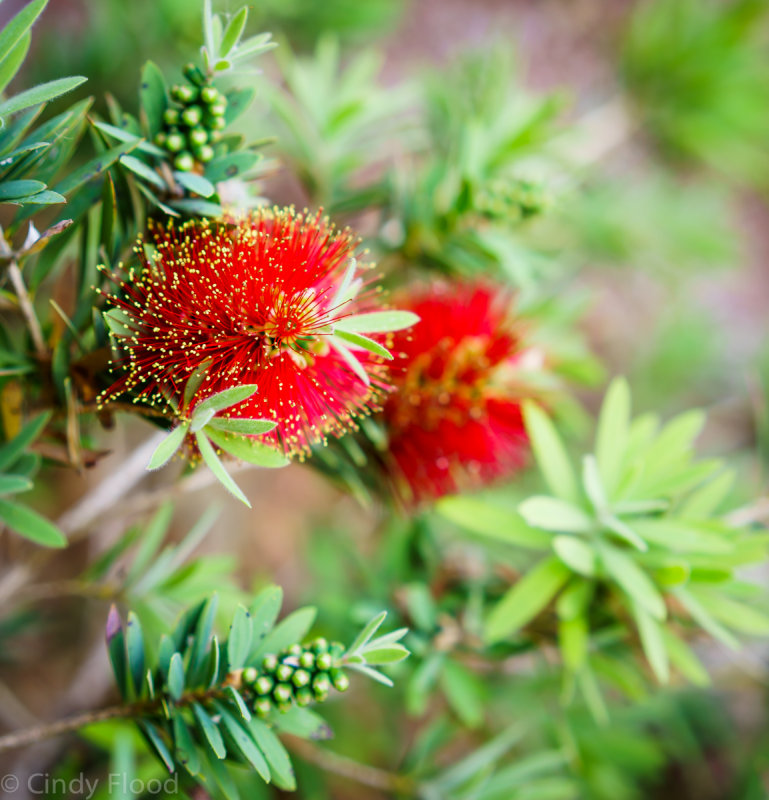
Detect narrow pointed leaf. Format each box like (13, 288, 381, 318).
(335, 310, 419, 334)
(147, 423, 189, 471)
(196, 432, 251, 507)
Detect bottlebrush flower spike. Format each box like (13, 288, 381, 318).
(382, 282, 543, 505)
(98, 208, 418, 460)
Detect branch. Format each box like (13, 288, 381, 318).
(283, 735, 418, 796)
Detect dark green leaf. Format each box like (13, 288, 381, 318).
(0, 179, 45, 200)
(248, 585, 283, 651)
(192, 702, 226, 759)
(125, 612, 145, 697)
(172, 711, 201, 775)
(174, 171, 215, 198)
(214, 702, 271, 781)
(203, 151, 260, 183)
(0, 412, 50, 471)
(139, 721, 175, 773)
(106, 605, 128, 699)
(167, 652, 185, 701)
(253, 606, 316, 660)
(0, 0, 46, 72)
(169, 198, 222, 217)
(139, 60, 167, 136)
(227, 605, 253, 669)
(249, 719, 296, 790)
(0, 76, 87, 118)
(120, 154, 165, 189)
(0, 475, 32, 495)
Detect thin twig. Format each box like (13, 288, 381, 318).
(5, 261, 47, 358)
(283, 734, 417, 796)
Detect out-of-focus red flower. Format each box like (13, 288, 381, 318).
(99, 208, 391, 457)
(383, 282, 539, 505)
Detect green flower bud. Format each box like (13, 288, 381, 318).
(315, 652, 332, 672)
(194, 144, 215, 163)
(262, 654, 278, 672)
(154, 132, 167, 147)
(295, 688, 313, 707)
(165, 132, 185, 153)
(200, 86, 219, 104)
(273, 683, 292, 704)
(242, 666, 258, 685)
(329, 642, 345, 660)
(312, 638, 328, 654)
(174, 152, 195, 172)
(208, 115, 226, 130)
(209, 100, 227, 117)
(299, 651, 315, 669)
(181, 105, 203, 127)
(171, 84, 196, 103)
(209, 130, 222, 143)
(188, 127, 208, 147)
(275, 663, 294, 683)
(331, 670, 350, 692)
(276, 702, 292, 714)
(183, 63, 206, 86)
(253, 698, 272, 717)
(312, 672, 331, 695)
(163, 108, 180, 126)
(292, 669, 311, 688)
(287, 643, 302, 657)
(255, 675, 274, 695)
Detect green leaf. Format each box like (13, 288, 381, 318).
(9, 189, 64, 205)
(436, 496, 551, 550)
(681, 470, 734, 518)
(0, 498, 66, 547)
(124, 502, 174, 585)
(220, 6, 248, 56)
(673, 586, 740, 650)
(599, 543, 666, 620)
(206, 417, 276, 435)
(120, 154, 165, 189)
(125, 612, 146, 697)
(249, 585, 283, 649)
(188, 594, 219, 684)
(0, 475, 32, 495)
(0, 31, 30, 95)
(595, 377, 631, 497)
(334, 310, 419, 334)
(174, 171, 216, 198)
(147, 423, 189, 471)
(92, 120, 164, 156)
(632, 602, 669, 683)
(329, 338, 370, 386)
(0, 411, 50, 471)
(203, 151, 260, 183)
(172, 711, 201, 775)
(0, 0, 46, 69)
(106, 606, 128, 699)
(227, 605, 253, 669)
(333, 329, 393, 359)
(214, 702, 271, 782)
(558, 614, 588, 672)
(139, 721, 175, 773)
(167, 652, 185, 701)
(192, 384, 259, 420)
(552, 535, 596, 576)
(693, 592, 769, 636)
(206, 428, 288, 469)
(253, 606, 316, 659)
(272, 706, 332, 741)
(139, 60, 167, 136)
(0, 76, 86, 118)
(196, 432, 251, 507)
(662, 630, 709, 687)
(522, 401, 578, 503)
(224, 686, 251, 721)
(249, 719, 296, 791)
(440, 660, 484, 728)
(518, 496, 593, 533)
(347, 610, 387, 655)
(0, 179, 45, 200)
(361, 645, 409, 665)
(55, 140, 140, 196)
(193, 702, 226, 759)
(485, 556, 570, 643)
(555, 580, 593, 620)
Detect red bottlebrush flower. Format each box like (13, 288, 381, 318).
(382, 282, 539, 505)
(99, 208, 394, 457)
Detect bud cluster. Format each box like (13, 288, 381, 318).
(476, 178, 548, 223)
(154, 64, 228, 172)
(238, 638, 349, 716)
